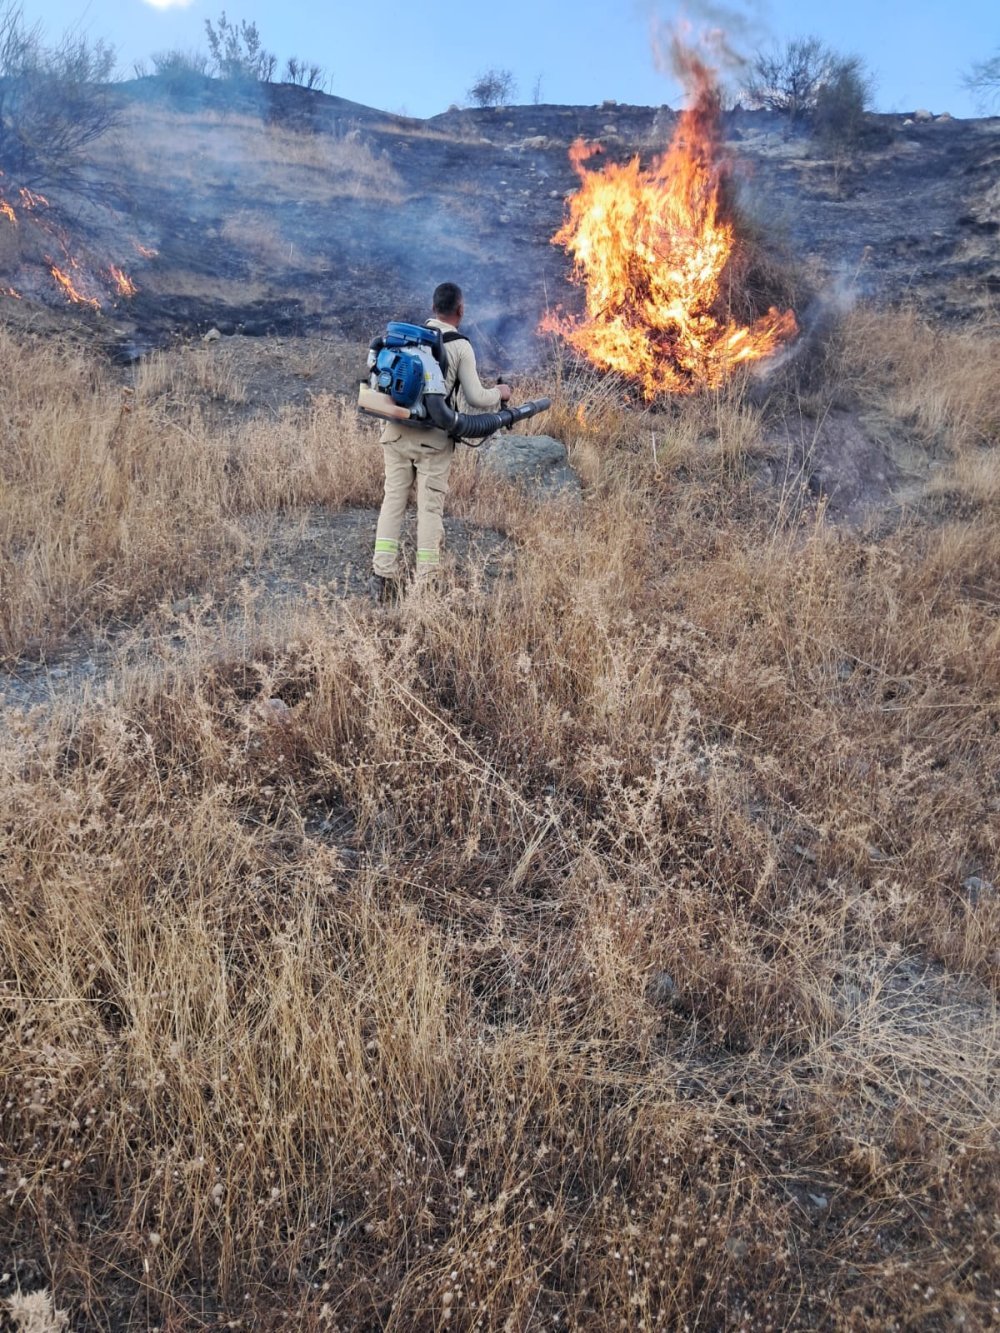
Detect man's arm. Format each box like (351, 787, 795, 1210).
(453, 341, 506, 411)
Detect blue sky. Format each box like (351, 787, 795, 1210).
(28, 0, 996, 118)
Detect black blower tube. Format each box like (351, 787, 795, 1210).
(424, 394, 552, 441)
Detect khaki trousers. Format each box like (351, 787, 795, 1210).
(373, 429, 454, 578)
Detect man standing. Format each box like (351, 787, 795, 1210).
(369, 282, 511, 600)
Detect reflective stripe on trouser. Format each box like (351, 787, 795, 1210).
(373, 429, 454, 577)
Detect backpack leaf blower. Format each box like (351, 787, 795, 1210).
(358, 322, 550, 441)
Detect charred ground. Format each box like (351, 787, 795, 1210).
(2, 76, 999, 375)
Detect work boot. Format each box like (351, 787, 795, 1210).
(368, 572, 400, 604)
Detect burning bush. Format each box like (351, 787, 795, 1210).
(543, 49, 798, 398)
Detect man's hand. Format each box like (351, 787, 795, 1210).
(497, 382, 512, 403)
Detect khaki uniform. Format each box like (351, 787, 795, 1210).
(373, 319, 502, 578)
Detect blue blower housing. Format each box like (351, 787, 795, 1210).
(373, 322, 444, 409)
(375, 348, 424, 408)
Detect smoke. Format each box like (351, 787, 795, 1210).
(647, 1, 769, 97)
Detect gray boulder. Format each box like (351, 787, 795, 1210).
(475, 434, 581, 497)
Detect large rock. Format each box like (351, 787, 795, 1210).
(475, 434, 581, 497)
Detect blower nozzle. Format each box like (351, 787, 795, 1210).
(424, 395, 552, 441)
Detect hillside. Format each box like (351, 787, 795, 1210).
(2, 78, 999, 359)
(0, 78, 998, 1332)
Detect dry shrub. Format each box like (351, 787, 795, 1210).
(1, 315, 999, 1328)
(3, 1290, 69, 1333)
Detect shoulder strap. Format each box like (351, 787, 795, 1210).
(438, 330, 470, 408)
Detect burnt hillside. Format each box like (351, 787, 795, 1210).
(0, 76, 997, 372)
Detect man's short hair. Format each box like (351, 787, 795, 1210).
(432, 282, 462, 316)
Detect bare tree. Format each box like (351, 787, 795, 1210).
(744, 36, 855, 122)
(204, 11, 277, 83)
(963, 51, 1000, 111)
(468, 69, 517, 109)
(284, 56, 327, 91)
(0, 3, 118, 192)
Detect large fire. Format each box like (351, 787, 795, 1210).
(543, 51, 797, 397)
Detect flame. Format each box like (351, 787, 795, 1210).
(107, 265, 137, 298)
(0, 200, 16, 225)
(49, 263, 101, 310)
(18, 188, 49, 210)
(2, 287, 22, 299)
(133, 241, 158, 260)
(542, 51, 797, 397)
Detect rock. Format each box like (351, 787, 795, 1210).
(519, 135, 550, 150)
(962, 876, 995, 905)
(549, 189, 562, 198)
(913, 108, 933, 123)
(261, 697, 292, 724)
(476, 434, 581, 497)
(649, 971, 678, 1005)
(808, 1193, 829, 1211)
(202, 327, 222, 343)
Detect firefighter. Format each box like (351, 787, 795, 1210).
(369, 282, 511, 600)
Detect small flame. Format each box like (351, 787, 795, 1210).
(133, 241, 158, 260)
(2, 286, 22, 299)
(107, 265, 137, 298)
(543, 48, 797, 397)
(49, 263, 101, 310)
(18, 188, 49, 210)
(0, 199, 16, 225)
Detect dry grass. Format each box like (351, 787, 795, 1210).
(1, 312, 998, 1329)
(95, 107, 404, 206)
(0, 330, 382, 658)
(826, 305, 1000, 455)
